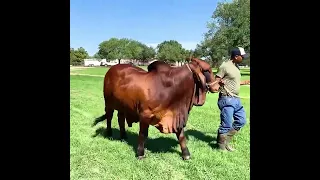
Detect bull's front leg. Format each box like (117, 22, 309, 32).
(137, 121, 149, 160)
(176, 128, 191, 160)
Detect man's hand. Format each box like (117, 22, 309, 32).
(211, 77, 223, 92)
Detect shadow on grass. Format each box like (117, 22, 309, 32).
(185, 129, 220, 149)
(91, 115, 106, 127)
(92, 127, 181, 156)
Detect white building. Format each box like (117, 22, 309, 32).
(84, 59, 101, 66)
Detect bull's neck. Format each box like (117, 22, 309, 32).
(160, 64, 193, 86)
(165, 65, 194, 97)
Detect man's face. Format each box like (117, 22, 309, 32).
(234, 55, 243, 63)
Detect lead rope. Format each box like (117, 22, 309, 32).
(207, 80, 246, 99)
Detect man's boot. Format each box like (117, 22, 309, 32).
(225, 129, 238, 151)
(217, 133, 228, 151)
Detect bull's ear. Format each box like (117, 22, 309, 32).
(193, 70, 206, 90)
(191, 66, 207, 106)
(193, 82, 207, 106)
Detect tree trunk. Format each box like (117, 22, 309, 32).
(118, 59, 121, 64)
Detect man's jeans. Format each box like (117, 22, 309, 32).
(217, 96, 247, 134)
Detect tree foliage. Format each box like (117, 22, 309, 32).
(97, 38, 156, 64)
(198, 0, 250, 67)
(70, 47, 89, 65)
(156, 40, 185, 63)
(93, 53, 102, 60)
(140, 45, 156, 62)
(96, 38, 186, 65)
(98, 38, 128, 64)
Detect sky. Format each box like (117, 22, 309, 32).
(70, 0, 220, 56)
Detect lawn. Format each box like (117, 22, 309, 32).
(70, 67, 250, 180)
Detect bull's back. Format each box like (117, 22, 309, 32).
(104, 64, 143, 91)
(104, 64, 149, 110)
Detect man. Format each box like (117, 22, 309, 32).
(212, 47, 250, 151)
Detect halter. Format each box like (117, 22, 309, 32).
(185, 64, 192, 72)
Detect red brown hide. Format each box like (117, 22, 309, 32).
(104, 63, 206, 134)
(147, 58, 216, 106)
(102, 61, 213, 159)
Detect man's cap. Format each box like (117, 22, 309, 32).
(231, 47, 249, 59)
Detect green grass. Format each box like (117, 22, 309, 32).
(72, 66, 148, 75)
(72, 67, 110, 75)
(70, 68, 250, 180)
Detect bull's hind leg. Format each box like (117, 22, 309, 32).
(117, 111, 127, 139)
(105, 107, 114, 137)
(176, 128, 191, 160)
(137, 121, 149, 160)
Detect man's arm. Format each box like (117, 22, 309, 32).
(240, 80, 250, 85)
(211, 66, 226, 92)
(211, 76, 223, 92)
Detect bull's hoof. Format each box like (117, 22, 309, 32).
(181, 148, 190, 160)
(182, 155, 190, 160)
(137, 155, 146, 160)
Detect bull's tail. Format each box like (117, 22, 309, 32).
(92, 114, 106, 127)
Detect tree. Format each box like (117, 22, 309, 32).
(193, 44, 205, 58)
(126, 40, 144, 61)
(70, 48, 76, 65)
(200, 0, 250, 67)
(70, 47, 89, 65)
(97, 38, 150, 64)
(181, 49, 194, 64)
(156, 40, 185, 64)
(140, 45, 156, 62)
(98, 38, 126, 64)
(93, 53, 102, 60)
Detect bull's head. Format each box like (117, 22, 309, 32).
(190, 57, 216, 93)
(188, 57, 216, 106)
(188, 63, 207, 106)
